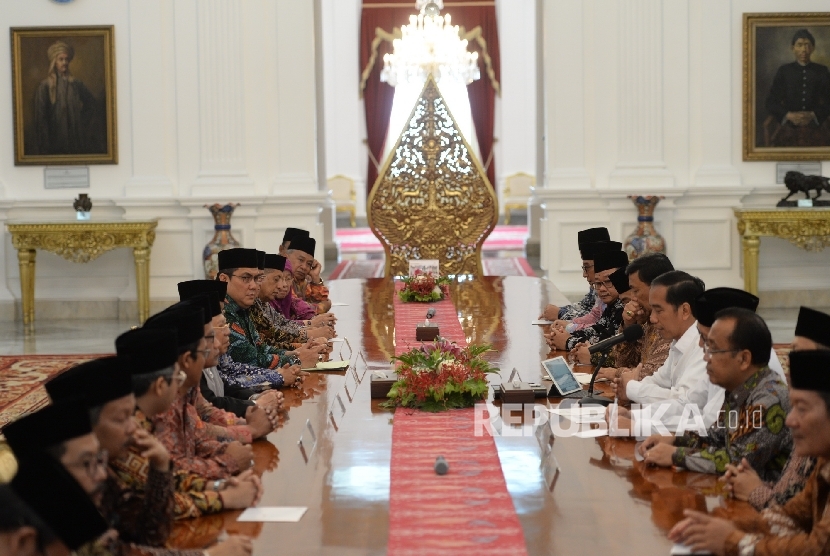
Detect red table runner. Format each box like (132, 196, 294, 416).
(388, 282, 528, 555)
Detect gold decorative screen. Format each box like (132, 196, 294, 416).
(367, 75, 498, 277)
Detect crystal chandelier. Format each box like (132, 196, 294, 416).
(380, 2, 480, 87)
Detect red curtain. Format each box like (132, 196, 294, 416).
(360, 0, 500, 194)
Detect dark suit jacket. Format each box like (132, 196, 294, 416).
(766, 61, 830, 124)
(200, 373, 255, 418)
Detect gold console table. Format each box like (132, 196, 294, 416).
(6, 220, 157, 325)
(734, 208, 830, 295)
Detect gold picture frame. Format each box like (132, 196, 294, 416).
(11, 26, 117, 165)
(743, 13, 830, 161)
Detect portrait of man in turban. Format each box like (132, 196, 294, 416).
(11, 27, 116, 165)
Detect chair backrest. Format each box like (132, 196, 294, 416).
(504, 172, 535, 198)
(327, 175, 355, 202)
(368, 75, 498, 277)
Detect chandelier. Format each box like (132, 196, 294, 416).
(380, 2, 480, 87)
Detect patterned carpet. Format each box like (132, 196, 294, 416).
(0, 354, 107, 431)
(329, 257, 536, 280)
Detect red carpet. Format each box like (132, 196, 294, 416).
(388, 283, 528, 555)
(336, 225, 528, 254)
(0, 354, 107, 430)
(329, 257, 536, 280)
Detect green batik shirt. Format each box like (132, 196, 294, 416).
(223, 295, 295, 370)
(672, 367, 792, 482)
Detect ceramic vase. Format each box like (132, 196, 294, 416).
(623, 196, 666, 261)
(203, 203, 241, 279)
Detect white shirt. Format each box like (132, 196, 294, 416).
(627, 321, 707, 433)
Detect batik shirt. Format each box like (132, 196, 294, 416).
(672, 367, 792, 481)
(250, 298, 305, 349)
(293, 279, 329, 314)
(566, 299, 606, 332)
(108, 409, 224, 521)
(224, 296, 295, 370)
(193, 389, 252, 444)
(725, 459, 830, 556)
(101, 437, 174, 546)
(564, 298, 624, 351)
(150, 389, 241, 480)
(748, 455, 818, 511)
(602, 319, 671, 379)
(558, 288, 596, 321)
(217, 352, 285, 390)
(75, 533, 203, 556)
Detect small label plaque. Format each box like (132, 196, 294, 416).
(44, 167, 89, 189)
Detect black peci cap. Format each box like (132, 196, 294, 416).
(577, 227, 610, 247)
(693, 287, 759, 328)
(3, 401, 92, 459)
(217, 248, 260, 271)
(608, 266, 631, 294)
(794, 307, 830, 349)
(789, 350, 830, 392)
(44, 356, 132, 408)
(144, 305, 205, 351)
(178, 280, 228, 303)
(115, 328, 179, 376)
(593, 250, 629, 273)
(289, 236, 316, 258)
(282, 227, 310, 246)
(263, 254, 287, 271)
(581, 240, 622, 261)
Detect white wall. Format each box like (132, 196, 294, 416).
(537, 0, 830, 302)
(0, 0, 327, 321)
(321, 0, 538, 218)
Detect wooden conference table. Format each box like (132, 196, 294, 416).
(170, 276, 755, 555)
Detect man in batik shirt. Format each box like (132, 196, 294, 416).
(669, 350, 830, 556)
(640, 309, 792, 482)
(285, 236, 332, 314)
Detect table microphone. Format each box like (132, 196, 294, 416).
(434, 455, 449, 475)
(426, 308, 436, 319)
(580, 324, 644, 406)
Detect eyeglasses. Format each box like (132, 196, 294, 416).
(231, 273, 265, 284)
(582, 263, 594, 272)
(702, 343, 740, 356)
(66, 449, 108, 479)
(591, 280, 614, 290)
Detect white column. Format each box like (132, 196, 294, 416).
(690, 0, 741, 187)
(192, 0, 254, 196)
(270, 0, 319, 194)
(608, 0, 674, 188)
(542, 0, 591, 189)
(125, 0, 177, 197)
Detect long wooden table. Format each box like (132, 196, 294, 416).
(171, 276, 754, 555)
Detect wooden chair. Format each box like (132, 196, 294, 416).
(327, 175, 357, 227)
(502, 172, 535, 225)
(368, 75, 498, 277)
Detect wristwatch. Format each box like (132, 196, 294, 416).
(212, 479, 226, 491)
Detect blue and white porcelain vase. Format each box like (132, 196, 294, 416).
(623, 196, 666, 261)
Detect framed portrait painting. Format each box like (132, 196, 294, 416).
(10, 26, 117, 165)
(743, 13, 830, 161)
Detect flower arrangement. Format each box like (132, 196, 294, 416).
(398, 270, 451, 303)
(383, 339, 498, 412)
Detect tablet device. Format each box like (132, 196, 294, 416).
(541, 356, 583, 396)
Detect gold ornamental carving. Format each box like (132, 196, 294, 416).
(11, 227, 156, 263)
(367, 75, 498, 277)
(734, 210, 830, 252)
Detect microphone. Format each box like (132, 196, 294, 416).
(434, 455, 449, 475)
(426, 308, 436, 319)
(588, 324, 644, 355)
(580, 325, 644, 407)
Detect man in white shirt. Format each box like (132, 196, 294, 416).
(609, 270, 706, 436)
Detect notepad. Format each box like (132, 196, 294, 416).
(328, 337, 344, 343)
(237, 507, 307, 522)
(331, 302, 349, 306)
(669, 543, 709, 555)
(532, 319, 554, 325)
(303, 360, 350, 372)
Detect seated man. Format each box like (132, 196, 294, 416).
(145, 304, 255, 480)
(611, 271, 706, 434)
(217, 248, 319, 371)
(1, 483, 78, 556)
(593, 253, 674, 380)
(669, 350, 830, 555)
(547, 249, 628, 351)
(115, 327, 262, 521)
(285, 236, 332, 314)
(554, 241, 623, 333)
(721, 306, 830, 511)
(540, 226, 610, 321)
(5, 402, 251, 556)
(278, 227, 310, 257)
(640, 308, 792, 482)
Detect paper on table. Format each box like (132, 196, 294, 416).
(532, 319, 554, 326)
(237, 507, 307, 522)
(328, 338, 344, 343)
(670, 543, 710, 555)
(572, 427, 608, 438)
(573, 373, 593, 385)
(331, 302, 349, 306)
